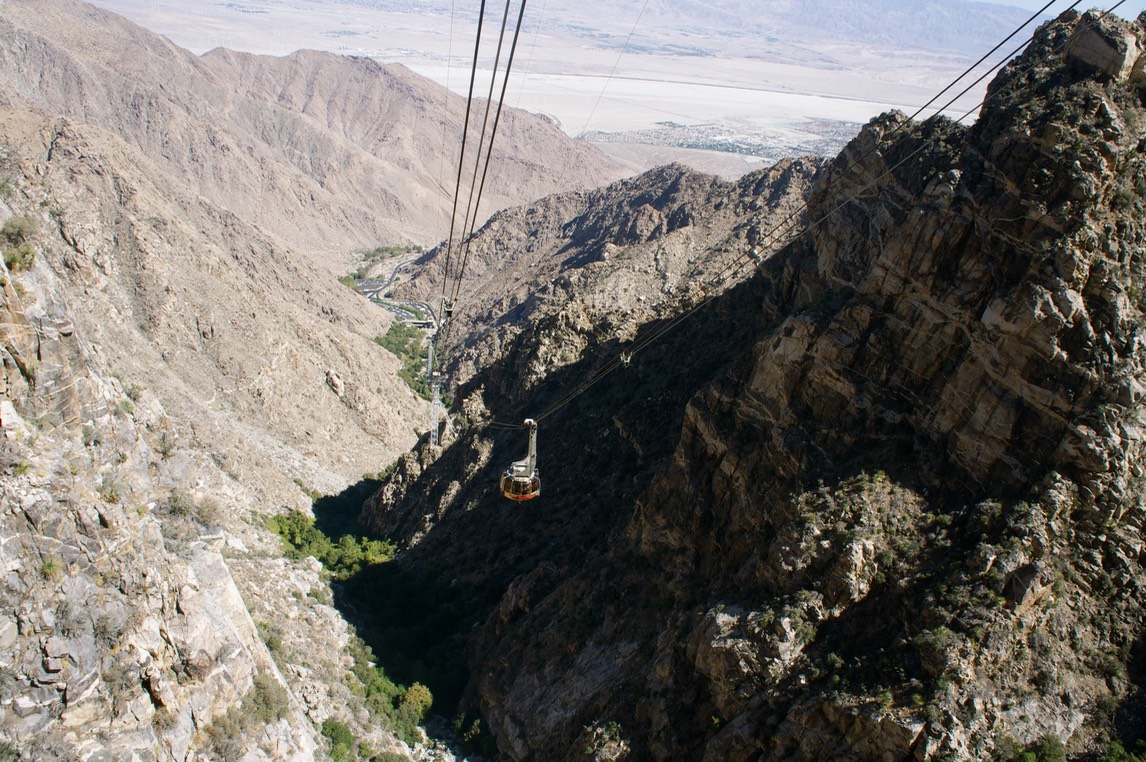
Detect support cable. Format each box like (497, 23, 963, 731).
(444, 0, 531, 340)
(439, 0, 490, 314)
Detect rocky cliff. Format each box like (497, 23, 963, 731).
(362, 10, 1146, 761)
(0, 103, 434, 758)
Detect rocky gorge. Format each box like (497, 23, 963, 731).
(362, 9, 1146, 761)
(2, 1, 1146, 760)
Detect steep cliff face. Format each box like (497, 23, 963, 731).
(0, 190, 321, 757)
(364, 11, 1146, 761)
(0, 80, 423, 762)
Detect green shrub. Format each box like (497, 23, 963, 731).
(247, 672, 290, 724)
(1032, 736, 1066, 762)
(39, 555, 62, 582)
(346, 636, 422, 746)
(374, 323, 431, 400)
(257, 621, 283, 653)
(167, 489, 195, 517)
(321, 718, 356, 746)
(268, 511, 393, 580)
(322, 718, 357, 760)
(99, 475, 123, 504)
(3, 244, 34, 272)
(402, 682, 433, 721)
(0, 740, 17, 762)
(155, 430, 176, 458)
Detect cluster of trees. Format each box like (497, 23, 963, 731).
(268, 510, 394, 580)
(375, 323, 431, 400)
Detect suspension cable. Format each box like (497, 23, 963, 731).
(444, 0, 531, 341)
(451, 0, 517, 306)
(439, 0, 490, 313)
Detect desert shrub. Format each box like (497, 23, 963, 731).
(0, 740, 17, 761)
(93, 613, 125, 648)
(247, 672, 289, 724)
(98, 475, 123, 504)
(39, 555, 62, 582)
(0, 216, 36, 272)
(101, 658, 139, 715)
(257, 621, 283, 654)
(167, 489, 195, 517)
(54, 601, 84, 637)
(0, 217, 35, 246)
(1032, 736, 1066, 762)
(152, 707, 179, 733)
(194, 495, 222, 526)
(205, 671, 290, 757)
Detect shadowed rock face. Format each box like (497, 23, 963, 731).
(364, 11, 1146, 761)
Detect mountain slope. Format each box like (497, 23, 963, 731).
(360, 10, 1146, 760)
(0, 0, 625, 265)
(390, 157, 823, 389)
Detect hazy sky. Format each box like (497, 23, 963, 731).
(1006, 0, 1146, 15)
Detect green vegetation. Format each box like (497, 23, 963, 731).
(257, 621, 284, 654)
(38, 555, 62, 582)
(1, 216, 36, 272)
(267, 480, 444, 747)
(1104, 740, 1146, 762)
(321, 718, 362, 761)
(995, 735, 1068, 762)
(98, 475, 123, 504)
(374, 323, 431, 399)
(155, 430, 176, 459)
(352, 244, 423, 278)
(347, 635, 431, 747)
(340, 244, 424, 286)
(268, 510, 394, 581)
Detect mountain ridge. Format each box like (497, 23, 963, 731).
(360, 10, 1146, 760)
(0, 0, 625, 265)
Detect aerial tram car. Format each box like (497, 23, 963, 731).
(500, 418, 540, 501)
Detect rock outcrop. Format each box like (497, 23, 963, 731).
(363, 11, 1146, 761)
